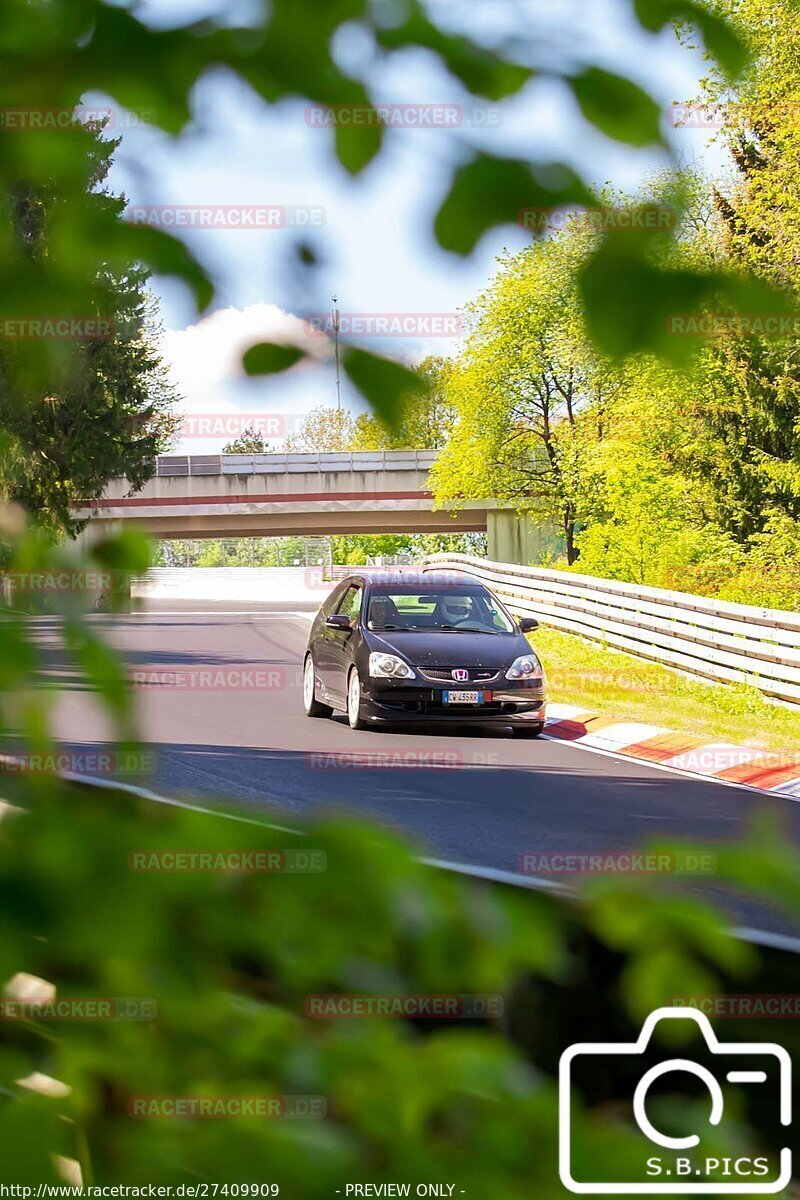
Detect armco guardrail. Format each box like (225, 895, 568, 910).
(423, 553, 800, 706)
(155, 450, 438, 478)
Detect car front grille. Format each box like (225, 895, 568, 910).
(373, 690, 543, 716)
(418, 667, 502, 683)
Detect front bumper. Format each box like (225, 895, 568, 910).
(360, 679, 546, 726)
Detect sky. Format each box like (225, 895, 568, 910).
(94, 0, 726, 454)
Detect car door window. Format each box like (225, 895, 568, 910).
(337, 585, 363, 622)
(323, 583, 347, 616)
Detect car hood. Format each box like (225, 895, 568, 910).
(366, 630, 527, 668)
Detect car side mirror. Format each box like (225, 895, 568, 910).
(326, 613, 352, 631)
(519, 617, 538, 633)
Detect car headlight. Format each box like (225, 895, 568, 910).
(369, 652, 415, 679)
(506, 654, 543, 682)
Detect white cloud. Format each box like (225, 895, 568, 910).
(161, 303, 329, 409)
(158, 304, 336, 453)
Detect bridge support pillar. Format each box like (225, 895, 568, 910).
(486, 510, 563, 565)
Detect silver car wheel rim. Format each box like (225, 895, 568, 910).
(304, 658, 314, 709)
(348, 671, 360, 723)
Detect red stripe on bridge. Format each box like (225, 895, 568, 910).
(78, 489, 434, 509)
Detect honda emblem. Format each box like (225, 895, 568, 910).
(451, 669, 469, 682)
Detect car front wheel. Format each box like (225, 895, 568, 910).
(347, 666, 369, 731)
(303, 654, 332, 718)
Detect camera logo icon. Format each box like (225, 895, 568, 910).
(559, 1006, 791, 1194)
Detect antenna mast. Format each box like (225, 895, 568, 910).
(331, 295, 342, 411)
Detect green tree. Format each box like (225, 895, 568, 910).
(0, 122, 177, 536)
(193, 540, 225, 567)
(351, 358, 456, 449)
(284, 406, 357, 452)
(431, 226, 622, 563)
(222, 427, 273, 455)
(680, 335, 800, 539)
(410, 531, 488, 557)
(331, 534, 414, 565)
(570, 439, 744, 587)
(701, 0, 800, 286)
(668, 1, 800, 539)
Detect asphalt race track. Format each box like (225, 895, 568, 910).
(27, 600, 800, 939)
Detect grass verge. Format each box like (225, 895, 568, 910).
(529, 625, 800, 753)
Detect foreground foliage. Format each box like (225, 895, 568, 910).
(1, 773, 795, 1190)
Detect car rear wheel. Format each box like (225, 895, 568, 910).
(304, 654, 332, 718)
(512, 723, 545, 738)
(347, 666, 369, 731)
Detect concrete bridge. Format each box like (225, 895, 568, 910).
(74, 450, 554, 563)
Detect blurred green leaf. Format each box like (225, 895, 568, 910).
(0, 1091, 64, 1184)
(375, 4, 533, 99)
(633, 0, 749, 81)
(581, 240, 714, 361)
(105, 223, 213, 312)
(342, 348, 427, 431)
(435, 155, 592, 254)
(73, 7, 230, 136)
(580, 232, 793, 362)
(621, 945, 718, 1022)
(334, 117, 383, 176)
(712, 811, 800, 913)
(570, 67, 664, 146)
(242, 342, 305, 375)
(90, 528, 151, 576)
(63, 619, 131, 721)
(0, 618, 36, 687)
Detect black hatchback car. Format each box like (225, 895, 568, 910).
(303, 571, 547, 735)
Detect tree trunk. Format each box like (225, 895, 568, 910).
(564, 510, 578, 565)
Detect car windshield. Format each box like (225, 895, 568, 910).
(366, 588, 515, 634)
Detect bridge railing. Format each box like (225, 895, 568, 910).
(155, 450, 438, 477)
(423, 552, 800, 706)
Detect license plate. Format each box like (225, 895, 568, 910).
(443, 690, 485, 705)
